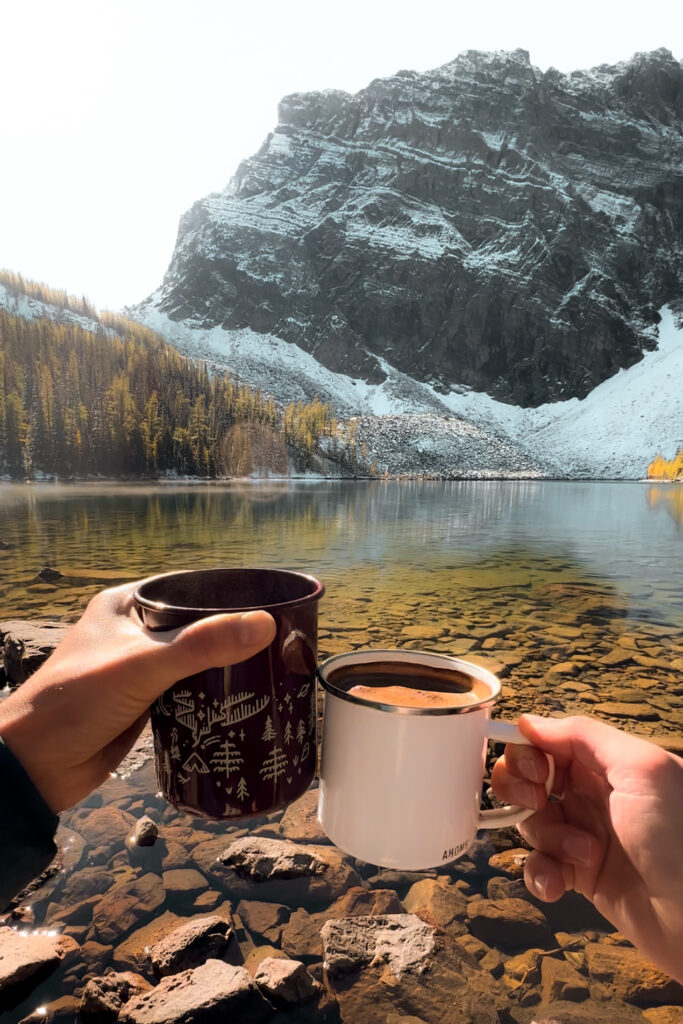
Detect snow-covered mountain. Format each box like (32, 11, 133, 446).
(131, 48, 683, 414)
(130, 299, 683, 479)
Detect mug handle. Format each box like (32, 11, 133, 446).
(477, 720, 555, 829)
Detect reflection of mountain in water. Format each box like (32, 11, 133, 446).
(646, 485, 683, 531)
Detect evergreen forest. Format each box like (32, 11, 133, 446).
(0, 271, 372, 481)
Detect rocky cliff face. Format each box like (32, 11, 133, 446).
(133, 48, 683, 406)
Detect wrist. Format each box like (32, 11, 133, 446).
(0, 692, 58, 813)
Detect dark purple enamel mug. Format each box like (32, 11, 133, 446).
(134, 568, 324, 820)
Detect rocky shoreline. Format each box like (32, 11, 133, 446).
(1, 610, 683, 1023)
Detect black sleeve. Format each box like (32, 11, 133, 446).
(0, 736, 59, 912)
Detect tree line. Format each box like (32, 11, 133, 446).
(0, 276, 373, 480)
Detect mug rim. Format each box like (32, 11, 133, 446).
(134, 567, 325, 615)
(317, 649, 500, 716)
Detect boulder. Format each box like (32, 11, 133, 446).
(113, 904, 233, 973)
(129, 816, 158, 848)
(244, 944, 289, 977)
(403, 877, 467, 932)
(642, 1009, 683, 1024)
(193, 890, 222, 912)
(0, 619, 68, 685)
(254, 956, 322, 1006)
(76, 807, 138, 850)
(322, 914, 436, 979)
(78, 940, 113, 976)
(281, 908, 325, 961)
(118, 959, 270, 1024)
(593, 702, 660, 720)
(281, 887, 405, 961)
(365, 869, 438, 893)
(236, 900, 290, 943)
(162, 869, 208, 896)
(585, 942, 683, 1006)
(149, 915, 233, 977)
(0, 926, 77, 998)
(46, 893, 101, 926)
(487, 848, 529, 879)
(321, 914, 503, 1024)
(540, 953, 590, 1002)
(59, 864, 114, 905)
(113, 911, 188, 973)
(279, 788, 329, 843)
(466, 897, 553, 950)
(217, 836, 362, 906)
(92, 873, 165, 944)
(80, 971, 152, 1021)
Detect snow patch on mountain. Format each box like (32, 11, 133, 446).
(0, 282, 104, 336)
(131, 299, 683, 480)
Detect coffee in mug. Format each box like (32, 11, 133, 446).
(134, 567, 324, 820)
(317, 649, 553, 869)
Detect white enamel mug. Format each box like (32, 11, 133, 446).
(317, 649, 554, 870)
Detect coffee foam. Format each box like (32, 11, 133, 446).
(347, 683, 479, 709)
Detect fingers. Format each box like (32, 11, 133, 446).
(490, 753, 548, 811)
(524, 849, 572, 903)
(517, 804, 603, 872)
(137, 610, 277, 701)
(516, 713, 665, 787)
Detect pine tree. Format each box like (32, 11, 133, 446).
(260, 746, 288, 782)
(261, 716, 276, 742)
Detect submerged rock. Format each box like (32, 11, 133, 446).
(321, 913, 503, 1023)
(129, 816, 158, 848)
(148, 915, 233, 977)
(217, 836, 362, 905)
(585, 942, 683, 1006)
(466, 897, 553, 949)
(254, 955, 322, 1006)
(321, 914, 436, 979)
(80, 971, 152, 1021)
(92, 873, 165, 945)
(118, 959, 270, 1024)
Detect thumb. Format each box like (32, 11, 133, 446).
(139, 610, 277, 700)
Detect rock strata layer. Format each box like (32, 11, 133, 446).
(133, 48, 683, 409)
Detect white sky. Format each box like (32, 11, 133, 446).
(1, 0, 681, 311)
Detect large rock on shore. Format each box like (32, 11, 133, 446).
(0, 619, 68, 686)
(321, 914, 503, 1024)
(0, 927, 78, 1006)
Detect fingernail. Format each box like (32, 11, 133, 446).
(519, 756, 542, 783)
(238, 612, 273, 646)
(533, 873, 550, 900)
(562, 834, 594, 864)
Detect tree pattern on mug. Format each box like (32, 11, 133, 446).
(152, 656, 317, 819)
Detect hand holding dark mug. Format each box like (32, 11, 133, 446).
(0, 581, 277, 813)
(134, 568, 324, 819)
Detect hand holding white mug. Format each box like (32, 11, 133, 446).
(317, 651, 554, 870)
(491, 713, 683, 984)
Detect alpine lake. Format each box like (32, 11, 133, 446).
(1, 480, 682, 1023)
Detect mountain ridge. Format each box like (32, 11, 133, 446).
(131, 47, 683, 408)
